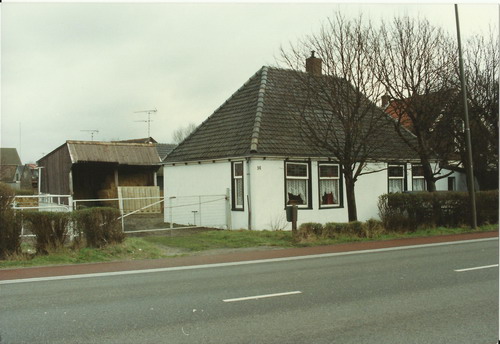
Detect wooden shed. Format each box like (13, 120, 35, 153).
(37, 141, 161, 203)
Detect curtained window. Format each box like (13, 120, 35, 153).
(388, 164, 405, 193)
(411, 165, 426, 191)
(319, 164, 340, 207)
(285, 162, 309, 207)
(232, 161, 244, 210)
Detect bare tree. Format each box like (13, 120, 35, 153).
(455, 31, 499, 189)
(372, 16, 458, 191)
(172, 122, 197, 144)
(280, 14, 400, 221)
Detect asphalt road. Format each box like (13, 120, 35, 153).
(1, 239, 498, 344)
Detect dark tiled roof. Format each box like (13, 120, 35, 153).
(156, 143, 177, 160)
(0, 148, 22, 165)
(165, 67, 419, 163)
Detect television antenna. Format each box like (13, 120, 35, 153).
(80, 129, 99, 141)
(134, 108, 157, 137)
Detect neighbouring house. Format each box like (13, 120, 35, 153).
(163, 59, 467, 230)
(0, 147, 33, 190)
(37, 141, 161, 205)
(381, 91, 483, 191)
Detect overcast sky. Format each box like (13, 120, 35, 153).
(1, 1, 498, 163)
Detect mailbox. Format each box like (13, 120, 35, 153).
(286, 205, 298, 222)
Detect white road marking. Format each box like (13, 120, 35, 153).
(0, 237, 496, 285)
(223, 291, 302, 303)
(454, 264, 499, 272)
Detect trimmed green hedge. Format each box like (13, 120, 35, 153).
(23, 212, 72, 254)
(15, 207, 124, 255)
(73, 207, 124, 248)
(298, 219, 384, 240)
(0, 183, 22, 259)
(378, 190, 498, 231)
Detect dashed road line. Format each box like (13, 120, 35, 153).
(223, 291, 302, 303)
(454, 264, 498, 272)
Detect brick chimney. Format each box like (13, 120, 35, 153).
(305, 51, 322, 76)
(381, 94, 391, 108)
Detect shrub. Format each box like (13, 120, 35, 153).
(378, 190, 498, 231)
(23, 211, 72, 254)
(476, 190, 499, 225)
(323, 221, 365, 238)
(73, 207, 124, 248)
(297, 222, 323, 240)
(0, 183, 22, 259)
(322, 222, 345, 238)
(362, 219, 385, 238)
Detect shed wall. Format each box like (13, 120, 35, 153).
(38, 144, 72, 196)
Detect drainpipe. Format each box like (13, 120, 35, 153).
(246, 157, 252, 230)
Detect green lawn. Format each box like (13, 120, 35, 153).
(0, 224, 496, 269)
(142, 229, 294, 251)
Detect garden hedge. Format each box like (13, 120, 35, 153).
(73, 207, 124, 248)
(23, 211, 72, 254)
(378, 190, 498, 231)
(0, 183, 22, 259)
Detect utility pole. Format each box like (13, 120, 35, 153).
(455, 4, 477, 229)
(134, 108, 157, 137)
(80, 129, 99, 141)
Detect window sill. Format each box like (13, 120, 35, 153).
(319, 205, 343, 210)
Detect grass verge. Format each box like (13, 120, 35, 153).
(0, 238, 167, 269)
(0, 224, 496, 269)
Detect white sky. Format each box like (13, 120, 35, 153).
(1, 1, 498, 163)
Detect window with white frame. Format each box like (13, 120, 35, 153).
(285, 162, 309, 207)
(232, 161, 244, 210)
(412, 165, 426, 191)
(319, 163, 340, 207)
(388, 164, 405, 193)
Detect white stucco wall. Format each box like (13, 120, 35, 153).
(163, 161, 248, 229)
(164, 158, 468, 230)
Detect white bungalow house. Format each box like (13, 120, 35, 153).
(162, 58, 467, 230)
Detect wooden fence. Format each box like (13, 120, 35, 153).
(118, 186, 162, 214)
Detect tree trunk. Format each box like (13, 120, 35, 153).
(421, 159, 437, 192)
(345, 176, 358, 222)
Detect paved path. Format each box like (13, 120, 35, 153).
(0, 231, 497, 281)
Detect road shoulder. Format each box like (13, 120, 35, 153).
(0, 230, 497, 281)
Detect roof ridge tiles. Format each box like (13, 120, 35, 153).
(250, 66, 269, 153)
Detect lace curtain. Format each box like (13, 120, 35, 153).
(235, 178, 243, 206)
(412, 179, 426, 191)
(389, 179, 403, 193)
(287, 179, 307, 205)
(320, 179, 338, 205)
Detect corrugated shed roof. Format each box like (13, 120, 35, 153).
(0, 148, 22, 165)
(164, 67, 419, 163)
(66, 141, 161, 165)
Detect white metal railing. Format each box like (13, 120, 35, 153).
(13, 194, 73, 212)
(12, 191, 231, 235)
(165, 191, 230, 230)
